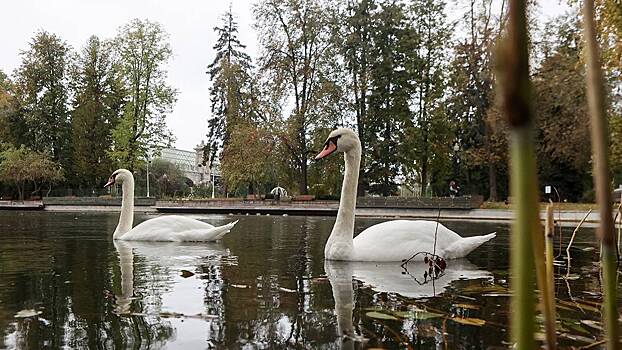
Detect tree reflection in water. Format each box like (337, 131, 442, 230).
(5, 213, 604, 348)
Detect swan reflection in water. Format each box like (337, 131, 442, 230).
(325, 259, 492, 348)
(112, 240, 230, 347)
(113, 240, 230, 314)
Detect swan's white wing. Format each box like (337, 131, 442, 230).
(120, 215, 237, 242)
(352, 220, 463, 261)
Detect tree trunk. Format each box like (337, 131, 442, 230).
(489, 163, 498, 201)
(421, 157, 428, 197)
(300, 159, 308, 195)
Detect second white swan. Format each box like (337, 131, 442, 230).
(104, 169, 237, 241)
(315, 128, 495, 261)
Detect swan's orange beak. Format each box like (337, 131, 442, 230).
(315, 141, 337, 160)
(104, 176, 115, 188)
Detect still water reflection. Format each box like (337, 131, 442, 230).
(0, 211, 606, 348)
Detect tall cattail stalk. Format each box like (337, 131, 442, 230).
(582, 0, 620, 348)
(544, 203, 557, 348)
(498, 0, 556, 348)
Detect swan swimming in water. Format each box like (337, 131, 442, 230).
(104, 169, 237, 241)
(315, 128, 496, 261)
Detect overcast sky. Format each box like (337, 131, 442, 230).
(0, 0, 569, 151)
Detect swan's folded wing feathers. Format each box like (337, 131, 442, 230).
(352, 220, 469, 261)
(122, 215, 237, 241)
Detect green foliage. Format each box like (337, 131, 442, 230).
(133, 159, 190, 198)
(206, 6, 255, 162)
(69, 35, 125, 191)
(110, 19, 177, 171)
(402, 0, 453, 197)
(12, 31, 71, 165)
(254, 0, 343, 194)
(220, 124, 278, 194)
(0, 145, 64, 200)
(0, 70, 20, 146)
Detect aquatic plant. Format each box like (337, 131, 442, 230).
(582, 0, 620, 348)
(497, 0, 556, 348)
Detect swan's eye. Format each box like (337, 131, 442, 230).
(325, 135, 341, 147)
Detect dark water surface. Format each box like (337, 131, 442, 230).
(0, 211, 609, 349)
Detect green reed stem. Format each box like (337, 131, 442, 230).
(582, 0, 620, 348)
(509, 129, 538, 350)
(544, 203, 557, 349)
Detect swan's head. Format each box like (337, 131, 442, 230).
(104, 169, 133, 188)
(315, 128, 360, 160)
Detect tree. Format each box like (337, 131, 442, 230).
(0, 145, 64, 200)
(364, 1, 413, 196)
(110, 19, 177, 171)
(146, 159, 190, 198)
(12, 31, 71, 165)
(220, 123, 277, 195)
(0, 70, 20, 146)
(254, 0, 341, 194)
(402, 0, 453, 197)
(447, 0, 506, 200)
(341, 0, 376, 194)
(532, 15, 591, 201)
(69, 35, 125, 191)
(206, 5, 255, 163)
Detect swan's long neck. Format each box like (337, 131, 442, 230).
(114, 176, 134, 239)
(329, 147, 361, 245)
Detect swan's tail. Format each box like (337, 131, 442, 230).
(212, 220, 239, 240)
(447, 232, 496, 259)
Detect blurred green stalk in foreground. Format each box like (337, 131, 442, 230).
(583, 0, 620, 348)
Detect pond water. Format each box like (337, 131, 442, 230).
(0, 211, 610, 349)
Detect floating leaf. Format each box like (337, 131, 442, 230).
(461, 285, 507, 294)
(393, 310, 442, 320)
(557, 300, 601, 313)
(450, 317, 486, 326)
(453, 303, 480, 310)
(366, 311, 399, 321)
(14, 309, 42, 318)
(180, 270, 195, 278)
(580, 319, 603, 331)
(564, 274, 581, 280)
(230, 284, 248, 289)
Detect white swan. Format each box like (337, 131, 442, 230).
(104, 169, 237, 241)
(315, 128, 496, 261)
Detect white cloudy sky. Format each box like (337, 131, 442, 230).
(0, 0, 569, 151)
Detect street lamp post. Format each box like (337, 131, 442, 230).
(453, 142, 460, 179)
(146, 159, 151, 197)
(211, 166, 215, 199)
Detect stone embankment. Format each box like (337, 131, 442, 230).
(0, 196, 601, 225)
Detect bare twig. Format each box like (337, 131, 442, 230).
(565, 209, 593, 278)
(400, 251, 444, 269)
